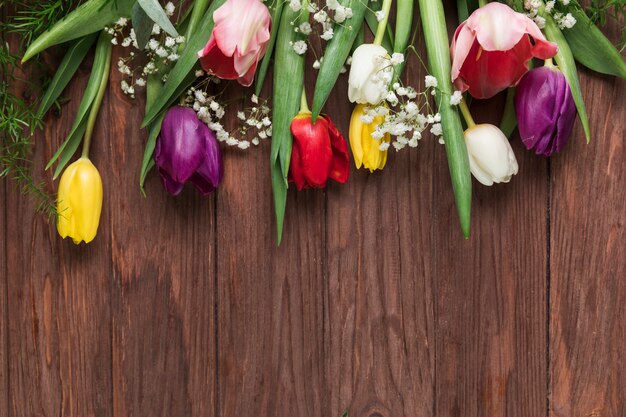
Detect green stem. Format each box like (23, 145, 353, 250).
(300, 87, 310, 113)
(184, 0, 210, 46)
(459, 99, 475, 128)
(373, 0, 393, 46)
(81, 33, 112, 158)
(544, 58, 555, 68)
(478, 0, 488, 6)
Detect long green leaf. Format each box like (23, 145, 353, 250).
(47, 32, 111, 177)
(271, 6, 308, 245)
(137, 0, 178, 37)
(544, 15, 591, 143)
(311, 0, 369, 119)
(22, 0, 134, 62)
(419, 0, 471, 238)
(38, 33, 98, 117)
(392, 0, 414, 83)
(140, 113, 165, 195)
(563, 9, 626, 79)
(255, 0, 286, 96)
(142, 0, 227, 128)
(52, 119, 88, 179)
(499, 87, 518, 138)
(132, 3, 154, 50)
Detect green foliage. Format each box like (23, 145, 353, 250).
(584, 0, 626, 50)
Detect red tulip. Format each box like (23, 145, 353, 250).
(289, 112, 350, 190)
(197, 0, 271, 87)
(451, 3, 558, 99)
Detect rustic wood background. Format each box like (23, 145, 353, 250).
(1, 4, 625, 417)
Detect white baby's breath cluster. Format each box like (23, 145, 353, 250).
(184, 77, 272, 150)
(290, 0, 354, 61)
(524, 0, 576, 29)
(105, 2, 185, 98)
(360, 58, 450, 151)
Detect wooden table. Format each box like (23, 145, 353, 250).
(1, 8, 625, 417)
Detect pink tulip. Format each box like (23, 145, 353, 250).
(451, 3, 558, 99)
(197, 0, 271, 87)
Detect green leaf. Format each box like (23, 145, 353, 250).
(132, 3, 154, 50)
(22, 0, 135, 62)
(365, 5, 394, 53)
(52, 118, 88, 180)
(392, 0, 414, 82)
(137, 0, 178, 37)
(456, 0, 479, 22)
(311, 0, 370, 119)
(271, 6, 308, 245)
(38, 33, 98, 118)
(499, 87, 517, 138)
(563, 9, 626, 80)
(419, 0, 471, 238)
(47, 31, 111, 178)
(140, 113, 165, 195)
(255, 0, 286, 96)
(142, 0, 227, 128)
(544, 15, 591, 143)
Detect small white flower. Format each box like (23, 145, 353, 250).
(148, 39, 159, 50)
(135, 78, 146, 87)
(116, 17, 128, 27)
(292, 40, 307, 55)
(430, 123, 443, 136)
(425, 75, 438, 88)
(110, 38, 118, 45)
(379, 141, 390, 151)
(544, 0, 555, 12)
(152, 24, 161, 35)
(238, 140, 251, 150)
(167, 53, 180, 61)
(299, 22, 312, 35)
(289, 0, 301, 11)
(450, 90, 463, 106)
(165, 37, 176, 48)
(390, 53, 404, 65)
(156, 47, 168, 57)
(251, 94, 259, 104)
(314, 10, 328, 23)
(313, 60, 321, 69)
(195, 70, 205, 77)
(321, 28, 334, 40)
(375, 10, 385, 21)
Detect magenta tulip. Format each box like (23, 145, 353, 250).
(514, 66, 576, 156)
(197, 0, 271, 87)
(154, 106, 223, 196)
(451, 3, 558, 99)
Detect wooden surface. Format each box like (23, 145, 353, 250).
(2, 7, 626, 417)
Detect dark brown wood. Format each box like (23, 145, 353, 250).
(2, 6, 626, 417)
(549, 22, 626, 417)
(106, 49, 216, 417)
(433, 99, 549, 417)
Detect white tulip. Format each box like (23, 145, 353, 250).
(464, 124, 519, 186)
(347, 44, 392, 105)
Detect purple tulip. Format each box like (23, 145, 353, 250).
(514, 66, 576, 157)
(155, 106, 223, 195)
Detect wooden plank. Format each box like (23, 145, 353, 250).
(215, 81, 326, 417)
(325, 57, 436, 416)
(549, 36, 626, 416)
(434, 101, 548, 417)
(5, 43, 113, 417)
(1, 164, 7, 417)
(107, 50, 216, 417)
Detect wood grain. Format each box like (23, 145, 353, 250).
(215, 78, 327, 416)
(434, 100, 548, 417)
(107, 49, 216, 417)
(549, 25, 626, 416)
(1, 156, 7, 417)
(5, 45, 113, 417)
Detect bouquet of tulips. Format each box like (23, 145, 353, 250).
(16, 0, 626, 244)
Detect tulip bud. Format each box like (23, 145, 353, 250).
(57, 158, 103, 244)
(155, 106, 223, 196)
(349, 104, 390, 172)
(348, 44, 393, 105)
(464, 124, 518, 186)
(289, 112, 350, 190)
(197, 0, 271, 87)
(450, 3, 558, 99)
(514, 66, 576, 156)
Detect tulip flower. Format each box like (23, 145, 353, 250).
(197, 0, 271, 87)
(349, 104, 390, 172)
(514, 64, 576, 156)
(451, 2, 558, 99)
(348, 44, 393, 105)
(57, 158, 103, 244)
(464, 124, 519, 186)
(155, 106, 223, 196)
(289, 111, 350, 190)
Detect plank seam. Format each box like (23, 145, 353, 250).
(213, 192, 219, 417)
(323, 188, 329, 417)
(545, 158, 551, 417)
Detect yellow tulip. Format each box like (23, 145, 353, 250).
(349, 104, 390, 172)
(56, 158, 103, 244)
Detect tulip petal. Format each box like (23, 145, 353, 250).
(324, 116, 350, 184)
(348, 44, 390, 104)
(290, 115, 333, 188)
(198, 36, 240, 80)
(155, 107, 207, 184)
(349, 105, 365, 168)
(468, 3, 529, 52)
(157, 167, 186, 196)
(190, 129, 223, 195)
(450, 22, 475, 84)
